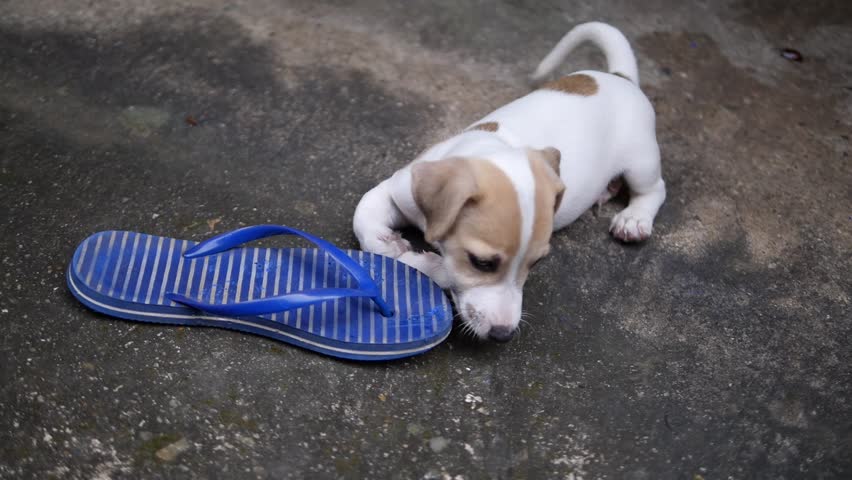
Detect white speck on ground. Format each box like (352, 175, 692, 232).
(464, 443, 475, 457)
(463, 394, 482, 409)
(155, 437, 191, 462)
(429, 436, 449, 452)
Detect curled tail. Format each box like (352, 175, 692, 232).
(532, 22, 639, 85)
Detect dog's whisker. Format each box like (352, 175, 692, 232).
(463, 323, 477, 339)
(520, 310, 537, 323)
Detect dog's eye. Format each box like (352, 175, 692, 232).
(468, 253, 499, 273)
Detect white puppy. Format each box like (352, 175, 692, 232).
(353, 22, 665, 341)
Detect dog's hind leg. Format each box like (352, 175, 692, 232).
(610, 142, 666, 242)
(597, 177, 624, 207)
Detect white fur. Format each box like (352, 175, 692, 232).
(353, 22, 666, 339)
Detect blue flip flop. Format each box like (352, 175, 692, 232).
(67, 225, 453, 361)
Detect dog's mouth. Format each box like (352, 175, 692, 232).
(447, 290, 518, 341)
(452, 296, 491, 340)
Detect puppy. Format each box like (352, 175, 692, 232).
(353, 22, 665, 342)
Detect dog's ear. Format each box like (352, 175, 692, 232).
(529, 147, 566, 213)
(552, 177, 566, 213)
(539, 146, 561, 176)
(411, 157, 479, 243)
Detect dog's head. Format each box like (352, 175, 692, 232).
(411, 147, 565, 341)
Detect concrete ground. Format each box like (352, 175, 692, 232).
(1, 1, 850, 478)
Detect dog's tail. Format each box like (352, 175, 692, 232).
(531, 22, 639, 86)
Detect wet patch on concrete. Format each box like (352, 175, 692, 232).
(0, 12, 435, 240)
(637, 31, 850, 262)
(538, 29, 851, 478)
(0, 11, 441, 479)
(284, 0, 580, 66)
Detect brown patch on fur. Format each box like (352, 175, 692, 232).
(413, 158, 521, 286)
(455, 159, 521, 258)
(611, 71, 631, 81)
(411, 158, 479, 243)
(469, 121, 499, 132)
(541, 74, 598, 96)
(519, 149, 566, 281)
(539, 147, 561, 177)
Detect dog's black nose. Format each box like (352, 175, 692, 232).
(488, 326, 515, 343)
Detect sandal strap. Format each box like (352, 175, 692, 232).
(166, 225, 393, 317)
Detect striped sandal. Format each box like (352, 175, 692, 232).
(67, 225, 453, 361)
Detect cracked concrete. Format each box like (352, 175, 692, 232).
(1, 1, 850, 478)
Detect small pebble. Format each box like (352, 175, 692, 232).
(156, 437, 190, 462)
(780, 48, 803, 62)
(429, 436, 449, 452)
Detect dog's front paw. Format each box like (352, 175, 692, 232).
(378, 231, 413, 258)
(363, 231, 412, 258)
(610, 209, 653, 242)
(398, 251, 451, 289)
